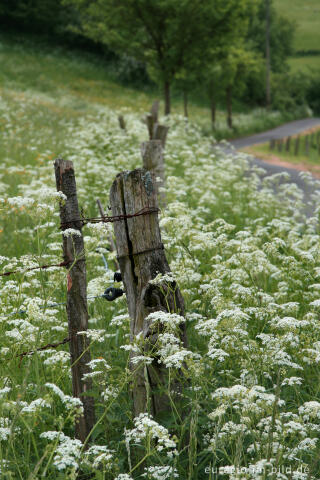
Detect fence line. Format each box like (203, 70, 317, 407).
(0, 260, 70, 277)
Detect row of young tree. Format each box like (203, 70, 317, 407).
(64, 0, 294, 126)
(1, 0, 296, 126)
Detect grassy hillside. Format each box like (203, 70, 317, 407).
(0, 32, 303, 144)
(274, 0, 320, 52)
(274, 0, 320, 72)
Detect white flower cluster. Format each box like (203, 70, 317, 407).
(125, 413, 177, 456)
(40, 431, 82, 471)
(45, 383, 83, 415)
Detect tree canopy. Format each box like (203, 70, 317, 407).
(64, 0, 256, 114)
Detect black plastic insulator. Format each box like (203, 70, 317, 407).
(114, 271, 122, 282)
(103, 287, 124, 301)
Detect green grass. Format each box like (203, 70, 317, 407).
(0, 32, 303, 146)
(288, 56, 320, 73)
(274, 0, 320, 72)
(274, 0, 320, 52)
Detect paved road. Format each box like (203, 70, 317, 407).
(228, 118, 320, 204)
(230, 117, 320, 149)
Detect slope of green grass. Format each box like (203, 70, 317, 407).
(274, 0, 320, 73)
(289, 55, 320, 73)
(274, 0, 320, 52)
(0, 32, 304, 144)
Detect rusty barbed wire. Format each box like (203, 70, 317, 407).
(1, 208, 159, 278)
(17, 336, 71, 366)
(60, 206, 159, 229)
(0, 261, 70, 278)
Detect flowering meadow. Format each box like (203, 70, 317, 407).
(1, 74, 320, 479)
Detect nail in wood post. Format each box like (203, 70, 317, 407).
(141, 140, 165, 205)
(110, 168, 187, 417)
(54, 158, 95, 443)
(295, 136, 300, 156)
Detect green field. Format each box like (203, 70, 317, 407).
(289, 55, 320, 73)
(274, 0, 320, 52)
(0, 32, 304, 144)
(274, 0, 320, 73)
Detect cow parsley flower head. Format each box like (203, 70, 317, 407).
(62, 228, 82, 238)
(40, 431, 82, 471)
(146, 311, 185, 329)
(142, 465, 179, 479)
(45, 383, 83, 415)
(84, 445, 114, 469)
(149, 272, 176, 286)
(125, 413, 177, 456)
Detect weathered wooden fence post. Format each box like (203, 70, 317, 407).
(141, 140, 165, 205)
(285, 136, 291, 153)
(54, 158, 95, 443)
(145, 101, 169, 148)
(269, 138, 275, 150)
(110, 168, 187, 417)
(277, 138, 283, 153)
(118, 114, 126, 131)
(153, 124, 169, 148)
(305, 135, 310, 156)
(295, 136, 300, 156)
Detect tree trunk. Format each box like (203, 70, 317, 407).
(210, 97, 216, 128)
(183, 90, 188, 118)
(164, 81, 171, 115)
(226, 85, 233, 129)
(266, 0, 271, 108)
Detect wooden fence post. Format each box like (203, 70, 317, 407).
(153, 124, 169, 148)
(295, 136, 300, 156)
(269, 138, 275, 150)
(118, 114, 126, 131)
(144, 101, 169, 148)
(305, 135, 310, 156)
(54, 158, 95, 443)
(285, 136, 291, 153)
(277, 138, 283, 153)
(109, 168, 187, 417)
(141, 140, 165, 205)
